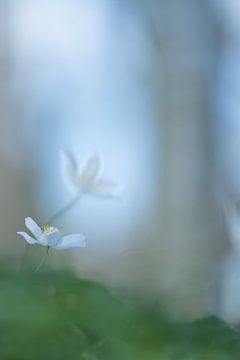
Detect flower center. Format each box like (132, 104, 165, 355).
(42, 225, 64, 235)
(42, 225, 61, 235)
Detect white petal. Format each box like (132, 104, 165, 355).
(90, 179, 119, 198)
(46, 231, 63, 248)
(25, 217, 42, 241)
(60, 149, 79, 194)
(55, 234, 86, 250)
(17, 231, 38, 245)
(80, 155, 100, 183)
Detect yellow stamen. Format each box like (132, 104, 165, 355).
(41, 224, 64, 235)
(42, 224, 49, 232)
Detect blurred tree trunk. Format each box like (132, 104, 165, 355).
(147, 0, 227, 318)
(0, 1, 34, 257)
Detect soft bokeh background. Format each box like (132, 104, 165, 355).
(0, 0, 239, 322)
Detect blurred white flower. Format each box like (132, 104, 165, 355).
(60, 150, 118, 198)
(17, 217, 86, 250)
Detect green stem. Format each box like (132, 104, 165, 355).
(35, 246, 50, 272)
(46, 193, 81, 225)
(19, 243, 30, 272)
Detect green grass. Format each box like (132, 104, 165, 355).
(0, 269, 239, 359)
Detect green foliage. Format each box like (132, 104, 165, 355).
(0, 270, 239, 359)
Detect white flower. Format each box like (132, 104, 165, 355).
(17, 217, 86, 250)
(60, 150, 118, 198)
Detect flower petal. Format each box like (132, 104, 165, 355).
(55, 234, 86, 250)
(46, 231, 63, 248)
(60, 149, 79, 194)
(17, 231, 38, 245)
(80, 155, 100, 183)
(90, 179, 119, 198)
(25, 217, 42, 241)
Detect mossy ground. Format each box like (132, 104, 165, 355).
(0, 269, 239, 360)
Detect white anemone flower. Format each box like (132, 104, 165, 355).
(60, 150, 118, 198)
(17, 217, 86, 250)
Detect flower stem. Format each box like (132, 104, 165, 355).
(35, 246, 50, 272)
(46, 193, 81, 225)
(19, 243, 30, 272)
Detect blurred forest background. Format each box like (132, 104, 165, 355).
(0, 0, 239, 322)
